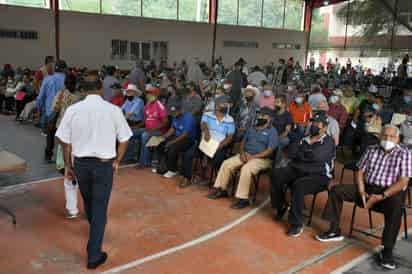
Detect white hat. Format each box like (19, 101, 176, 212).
(369, 84, 378, 94)
(333, 89, 343, 96)
(126, 84, 138, 92)
(243, 85, 259, 96)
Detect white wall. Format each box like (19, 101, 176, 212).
(1, 4, 307, 70)
(0, 5, 55, 69)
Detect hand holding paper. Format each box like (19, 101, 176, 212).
(199, 137, 220, 158)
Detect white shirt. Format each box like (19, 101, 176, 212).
(56, 95, 132, 159)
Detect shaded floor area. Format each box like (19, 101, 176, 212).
(0, 115, 60, 187)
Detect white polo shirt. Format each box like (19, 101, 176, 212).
(56, 95, 132, 159)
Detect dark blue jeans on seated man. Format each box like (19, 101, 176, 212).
(73, 157, 114, 263)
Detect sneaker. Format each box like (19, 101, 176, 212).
(315, 231, 344, 242)
(65, 211, 79, 219)
(207, 190, 229, 199)
(231, 199, 250, 209)
(379, 250, 396, 270)
(287, 225, 303, 237)
(163, 171, 177, 178)
(151, 168, 158, 173)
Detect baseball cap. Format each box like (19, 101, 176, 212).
(258, 107, 274, 117)
(110, 83, 122, 90)
(311, 111, 329, 125)
(169, 101, 182, 112)
(147, 87, 160, 95)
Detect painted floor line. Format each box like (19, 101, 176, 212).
(0, 163, 138, 194)
(100, 198, 270, 274)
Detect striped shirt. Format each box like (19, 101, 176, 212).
(357, 144, 412, 187)
(201, 112, 235, 142)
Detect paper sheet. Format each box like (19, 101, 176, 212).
(391, 113, 407, 125)
(199, 138, 220, 158)
(145, 136, 165, 147)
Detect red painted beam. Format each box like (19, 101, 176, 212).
(303, 1, 314, 65)
(51, 0, 60, 60)
(209, 0, 217, 24)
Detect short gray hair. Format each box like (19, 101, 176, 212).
(382, 124, 400, 136)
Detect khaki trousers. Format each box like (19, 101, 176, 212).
(214, 154, 272, 199)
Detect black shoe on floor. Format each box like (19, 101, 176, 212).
(207, 190, 228, 200)
(287, 225, 303, 237)
(315, 230, 344, 242)
(87, 252, 108, 269)
(379, 250, 396, 270)
(231, 199, 250, 209)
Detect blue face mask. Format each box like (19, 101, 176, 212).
(404, 96, 411, 104)
(372, 103, 380, 111)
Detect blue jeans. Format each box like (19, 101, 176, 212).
(73, 158, 114, 263)
(124, 128, 143, 161)
(138, 129, 161, 166)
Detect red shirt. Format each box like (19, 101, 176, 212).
(144, 100, 168, 133)
(328, 103, 348, 129)
(110, 94, 125, 107)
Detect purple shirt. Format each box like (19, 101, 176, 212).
(357, 144, 412, 187)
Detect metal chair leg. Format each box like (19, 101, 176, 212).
(368, 209, 373, 229)
(349, 204, 357, 238)
(340, 166, 345, 184)
(307, 193, 318, 226)
(252, 174, 261, 205)
(403, 207, 408, 240)
(0, 204, 17, 226)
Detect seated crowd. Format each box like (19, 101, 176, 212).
(1, 53, 412, 270)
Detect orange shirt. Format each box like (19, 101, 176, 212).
(288, 102, 312, 125)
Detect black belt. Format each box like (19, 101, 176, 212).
(74, 157, 115, 163)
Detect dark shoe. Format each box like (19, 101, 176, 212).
(207, 190, 228, 199)
(87, 252, 108, 269)
(231, 199, 250, 209)
(379, 250, 396, 270)
(275, 205, 289, 221)
(315, 230, 344, 242)
(287, 225, 303, 237)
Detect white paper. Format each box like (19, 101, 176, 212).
(145, 136, 165, 147)
(391, 113, 407, 125)
(199, 138, 220, 158)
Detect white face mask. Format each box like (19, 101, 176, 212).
(329, 96, 339, 104)
(263, 90, 272, 97)
(295, 97, 304, 104)
(380, 140, 396, 151)
(223, 84, 231, 90)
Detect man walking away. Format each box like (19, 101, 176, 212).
(56, 78, 132, 269)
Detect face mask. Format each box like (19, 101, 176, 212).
(223, 84, 231, 90)
(329, 96, 339, 104)
(245, 96, 254, 102)
(309, 126, 321, 137)
(147, 95, 156, 103)
(126, 96, 134, 101)
(255, 118, 268, 127)
(404, 96, 411, 103)
(295, 97, 304, 104)
(380, 140, 396, 151)
(263, 90, 272, 97)
(372, 103, 380, 111)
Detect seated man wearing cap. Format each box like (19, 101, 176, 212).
(208, 107, 279, 209)
(110, 83, 125, 107)
(122, 84, 145, 162)
(308, 101, 340, 146)
(138, 87, 169, 168)
(271, 111, 335, 237)
(154, 101, 198, 187)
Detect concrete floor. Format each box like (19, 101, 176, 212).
(1, 114, 412, 273)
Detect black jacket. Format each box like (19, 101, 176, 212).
(289, 134, 336, 178)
